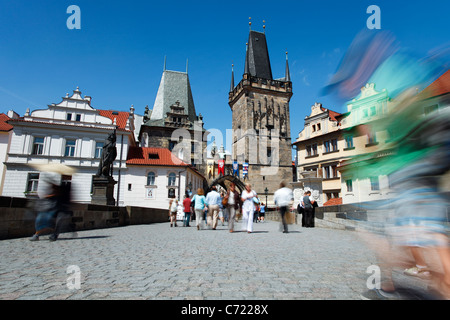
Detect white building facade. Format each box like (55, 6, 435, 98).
(2, 88, 136, 204)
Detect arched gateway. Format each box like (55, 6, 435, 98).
(206, 175, 246, 194)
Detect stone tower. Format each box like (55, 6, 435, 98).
(228, 29, 293, 201)
(139, 64, 208, 177)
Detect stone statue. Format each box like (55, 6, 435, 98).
(96, 130, 117, 177)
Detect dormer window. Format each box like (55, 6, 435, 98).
(148, 153, 159, 160)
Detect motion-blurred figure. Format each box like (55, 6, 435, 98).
(323, 29, 450, 299)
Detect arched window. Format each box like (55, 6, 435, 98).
(147, 172, 155, 186)
(168, 172, 176, 186)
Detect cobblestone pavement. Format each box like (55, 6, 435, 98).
(0, 220, 381, 300)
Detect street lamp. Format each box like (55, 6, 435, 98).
(264, 187, 268, 206)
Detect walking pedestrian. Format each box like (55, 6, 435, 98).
(192, 188, 208, 230)
(205, 186, 221, 230)
(297, 192, 306, 227)
(241, 183, 257, 233)
(253, 201, 260, 223)
(259, 203, 266, 223)
(168, 198, 178, 227)
(302, 191, 315, 228)
(274, 182, 294, 233)
(182, 193, 192, 227)
(224, 182, 241, 233)
(29, 183, 61, 241)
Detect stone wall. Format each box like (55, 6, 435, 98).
(0, 196, 169, 240)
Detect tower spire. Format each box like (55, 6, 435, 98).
(244, 42, 249, 75)
(230, 63, 235, 92)
(285, 51, 291, 82)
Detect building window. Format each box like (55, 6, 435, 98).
(370, 106, 377, 116)
(65, 139, 76, 157)
(324, 139, 338, 153)
(345, 136, 354, 149)
(370, 176, 380, 191)
(95, 142, 103, 159)
(312, 124, 316, 132)
(367, 132, 377, 145)
(324, 166, 331, 179)
(147, 172, 155, 186)
(306, 143, 318, 157)
(346, 179, 353, 192)
(317, 123, 321, 131)
(168, 172, 176, 186)
(66, 113, 72, 121)
(32, 137, 44, 155)
(75, 114, 81, 122)
(323, 164, 338, 179)
(331, 139, 338, 152)
(26, 173, 40, 193)
(324, 141, 331, 153)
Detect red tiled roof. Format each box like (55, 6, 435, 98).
(98, 110, 130, 130)
(417, 70, 450, 100)
(320, 107, 341, 122)
(323, 197, 342, 206)
(126, 147, 189, 167)
(0, 113, 12, 132)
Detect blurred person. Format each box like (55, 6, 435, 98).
(323, 29, 450, 299)
(253, 200, 260, 223)
(205, 186, 221, 230)
(29, 183, 61, 241)
(274, 182, 294, 233)
(302, 191, 315, 228)
(192, 188, 207, 230)
(49, 181, 76, 241)
(224, 182, 241, 233)
(168, 198, 178, 227)
(219, 191, 226, 226)
(241, 183, 258, 233)
(182, 193, 192, 227)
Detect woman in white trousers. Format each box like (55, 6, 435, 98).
(241, 183, 257, 233)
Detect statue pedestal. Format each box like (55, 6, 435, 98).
(91, 176, 117, 206)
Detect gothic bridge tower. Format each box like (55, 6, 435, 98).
(228, 28, 293, 201)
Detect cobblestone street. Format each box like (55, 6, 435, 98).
(0, 220, 381, 301)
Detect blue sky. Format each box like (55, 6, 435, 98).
(0, 0, 449, 155)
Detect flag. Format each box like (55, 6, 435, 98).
(232, 161, 239, 177)
(218, 159, 225, 176)
(243, 162, 248, 180)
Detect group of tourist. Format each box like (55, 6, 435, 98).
(168, 182, 271, 233)
(168, 181, 311, 234)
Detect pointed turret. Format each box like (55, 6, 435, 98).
(230, 64, 235, 92)
(285, 51, 291, 82)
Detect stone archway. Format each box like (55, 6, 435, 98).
(207, 175, 246, 194)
